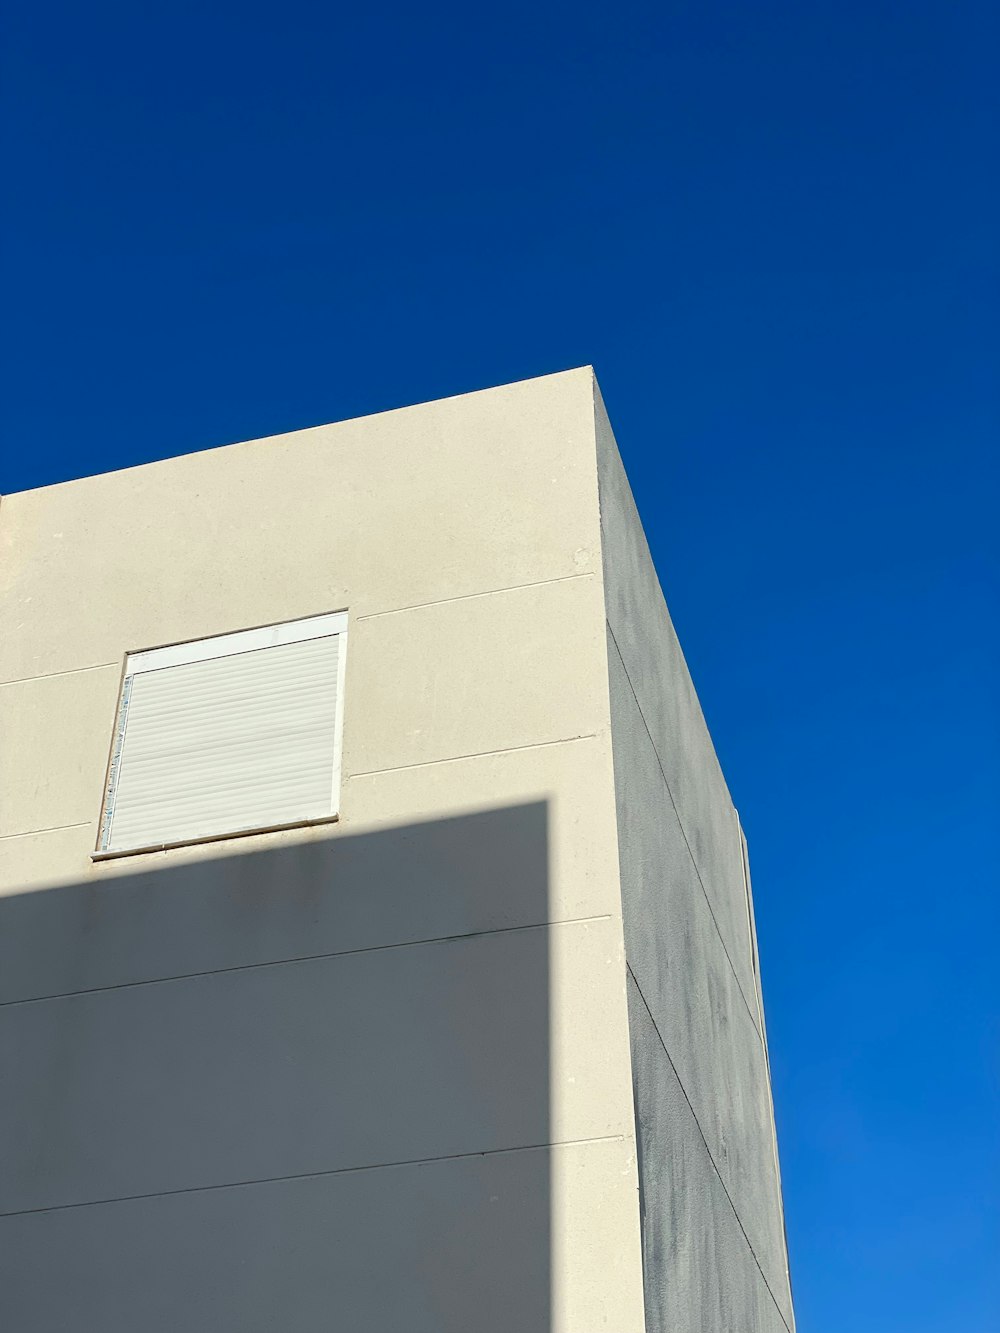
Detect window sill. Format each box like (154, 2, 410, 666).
(91, 813, 341, 861)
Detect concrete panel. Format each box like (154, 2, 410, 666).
(0, 665, 119, 838)
(551, 1136, 646, 1333)
(343, 574, 607, 777)
(0, 1138, 643, 1333)
(0, 369, 600, 684)
(0, 806, 551, 1003)
(0, 915, 629, 1214)
(0, 581, 606, 856)
(0, 372, 650, 1330)
(343, 731, 622, 922)
(0, 777, 608, 1002)
(594, 385, 757, 1013)
(627, 975, 792, 1333)
(0, 822, 95, 899)
(0, 734, 621, 921)
(609, 638, 789, 1311)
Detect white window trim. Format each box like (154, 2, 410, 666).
(93, 610, 349, 860)
(124, 610, 348, 676)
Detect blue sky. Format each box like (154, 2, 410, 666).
(2, 2, 997, 1328)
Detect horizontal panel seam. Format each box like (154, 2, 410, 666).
(349, 733, 598, 779)
(606, 621, 762, 1038)
(355, 572, 594, 621)
(0, 821, 92, 843)
(627, 965, 792, 1333)
(0, 573, 594, 688)
(0, 913, 613, 1009)
(1, 729, 598, 857)
(0, 1133, 626, 1220)
(0, 662, 118, 688)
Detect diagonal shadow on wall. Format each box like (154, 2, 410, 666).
(0, 804, 552, 1333)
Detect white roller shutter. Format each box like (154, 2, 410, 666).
(98, 612, 347, 855)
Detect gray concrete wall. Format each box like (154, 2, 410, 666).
(595, 381, 795, 1332)
(0, 371, 645, 1333)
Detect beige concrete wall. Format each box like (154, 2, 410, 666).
(0, 370, 645, 1332)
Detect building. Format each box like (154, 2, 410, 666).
(0, 368, 795, 1332)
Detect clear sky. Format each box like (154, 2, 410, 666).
(2, 3, 997, 1328)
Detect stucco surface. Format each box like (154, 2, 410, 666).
(594, 387, 757, 1018)
(344, 573, 605, 776)
(627, 977, 791, 1333)
(0, 912, 629, 1216)
(608, 636, 791, 1325)
(596, 379, 794, 1331)
(0, 369, 793, 1330)
(0, 822, 92, 898)
(0, 370, 646, 1332)
(0, 1137, 641, 1333)
(0, 665, 120, 836)
(0, 572, 604, 849)
(0, 368, 599, 684)
(0, 737, 621, 988)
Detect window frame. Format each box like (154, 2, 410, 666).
(93, 610, 349, 860)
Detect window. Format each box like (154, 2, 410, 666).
(96, 611, 348, 856)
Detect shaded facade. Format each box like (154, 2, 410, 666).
(0, 369, 794, 1331)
